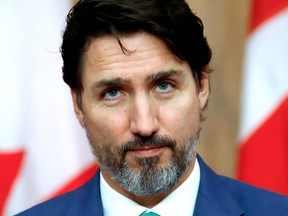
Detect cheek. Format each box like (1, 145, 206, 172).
(160, 98, 200, 136)
(83, 110, 129, 144)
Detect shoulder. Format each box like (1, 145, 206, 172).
(196, 155, 288, 215)
(16, 171, 103, 216)
(221, 175, 288, 214)
(219, 176, 288, 212)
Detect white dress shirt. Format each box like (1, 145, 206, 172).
(100, 159, 200, 216)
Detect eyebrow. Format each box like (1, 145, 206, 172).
(93, 77, 131, 89)
(92, 69, 184, 89)
(146, 69, 184, 83)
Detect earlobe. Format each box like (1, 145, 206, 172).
(71, 89, 85, 127)
(198, 77, 209, 109)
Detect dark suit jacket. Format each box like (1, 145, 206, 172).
(17, 155, 288, 215)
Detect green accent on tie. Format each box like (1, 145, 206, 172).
(139, 211, 160, 216)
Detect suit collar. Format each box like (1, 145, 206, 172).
(193, 155, 245, 216)
(84, 156, 245, 216)
(84, 170, 104, 216)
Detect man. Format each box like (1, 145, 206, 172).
(18, 0, 288, 215)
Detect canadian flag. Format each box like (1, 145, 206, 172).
(0, 1, 97, 215)
(238, 0, 288, 194)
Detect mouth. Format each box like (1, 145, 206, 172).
(128, 146, 166, 158)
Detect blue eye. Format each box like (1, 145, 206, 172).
(104, 89, 121, 100)
(155, 82, 173, 93)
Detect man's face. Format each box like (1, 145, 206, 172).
(72, 32, 209, 197)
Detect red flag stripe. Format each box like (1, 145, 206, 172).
(0, 150, 25, 215)
(250, 0, 288, 32)
(44, 163, 98, 201)
(238, 96, 288, 194)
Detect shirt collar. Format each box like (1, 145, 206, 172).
(100, 158, 200, 216)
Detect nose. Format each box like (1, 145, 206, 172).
(129, 93, 160, 137)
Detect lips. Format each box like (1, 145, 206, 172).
(128, 146, 165, 158)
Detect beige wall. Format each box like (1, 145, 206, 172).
(69, 0, 251, 178)
(188, 0, 250, 177)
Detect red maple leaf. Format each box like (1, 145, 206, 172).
(0, 150, 25, 216)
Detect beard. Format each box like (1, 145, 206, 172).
(86, 125, 201, 197)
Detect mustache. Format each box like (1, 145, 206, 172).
(119, 134, 176, 154)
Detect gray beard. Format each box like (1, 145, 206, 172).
(86, 129, 200, 197)
(115, 135, 199, 196)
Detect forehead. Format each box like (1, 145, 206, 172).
(81, 32, 190, 82)
(84, 32, 175, 61)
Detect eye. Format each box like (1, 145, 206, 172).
(155, 81, 174, 93)
(103, 89, 122, 100)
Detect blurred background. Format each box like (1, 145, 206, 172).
(188, 0, 250, 178)
(1, 0, 287, 215)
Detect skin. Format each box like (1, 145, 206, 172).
(71, 32, 209, 207)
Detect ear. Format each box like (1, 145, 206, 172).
(71, 89, 85, 127)
(198, 76, 209, 109)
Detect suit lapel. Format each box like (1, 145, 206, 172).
(83, 156, 245, 216)
(193, 156, 245, 216)
(84, 170, 104, 216)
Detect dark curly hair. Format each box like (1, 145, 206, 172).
(61, 0, 212, 92)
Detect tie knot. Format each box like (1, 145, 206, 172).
(139, 211, 160, 216)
